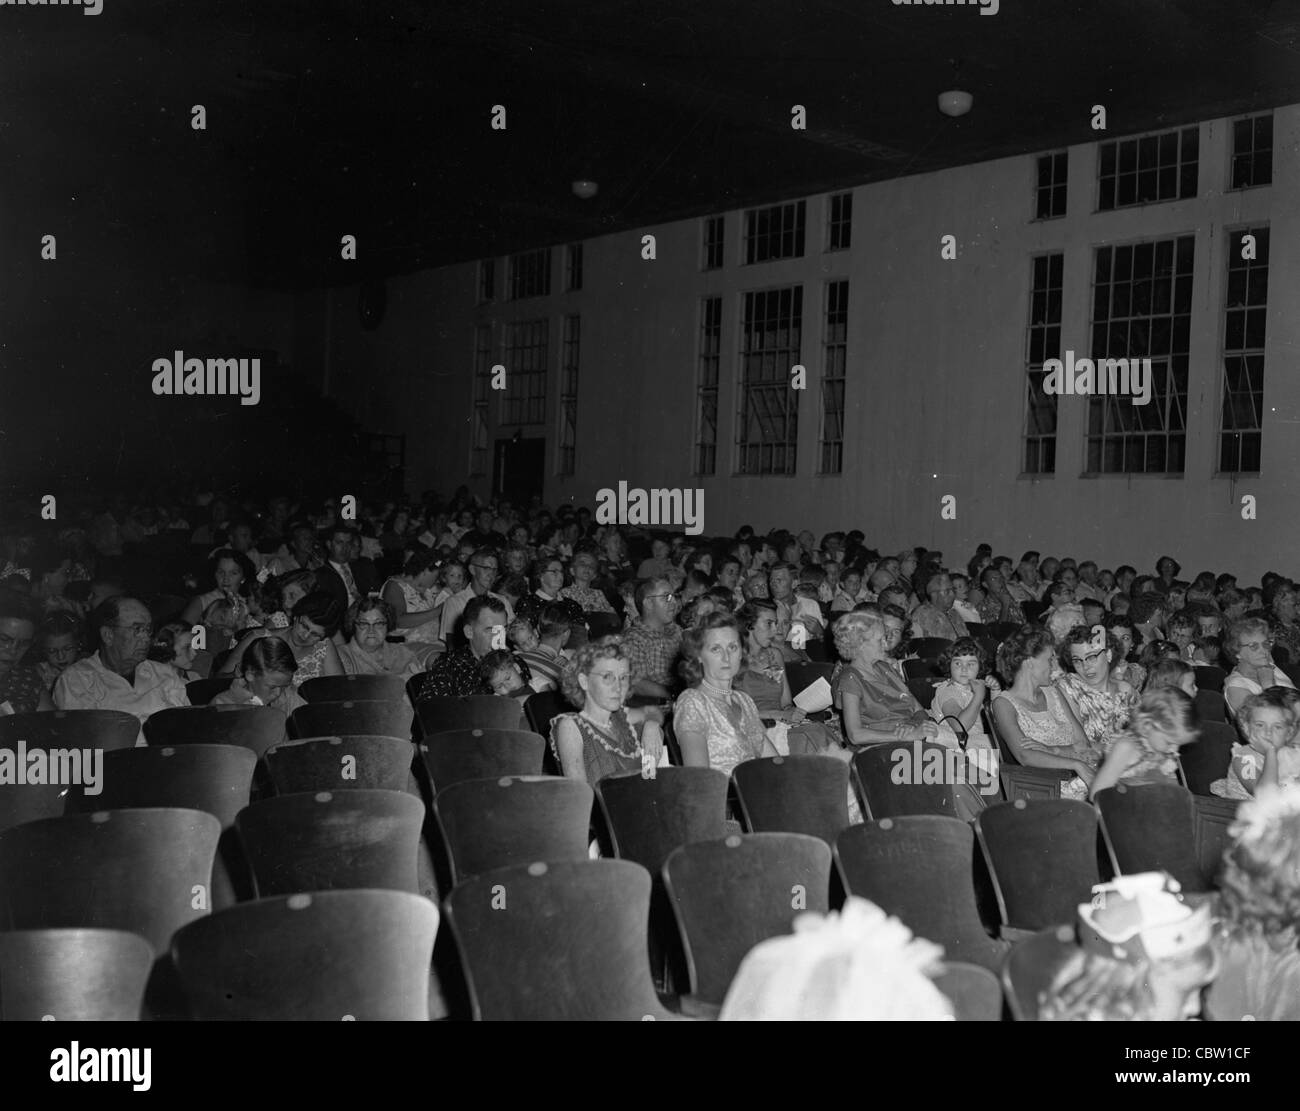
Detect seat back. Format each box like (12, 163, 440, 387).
(902, 657, 943, 680)
(732, 755, 851, 846)
(0, 807, 220, 954)
(1095, 782, 1204, 891)
(143, 705, 285, 759)
(998, 764, 1071, 802)
(185, 676, 235, 705)
(0, 709, 140, 752)
(236, 789, 425, 896)
(1194, 795, 1241, 889)
(910, 637, 954, 661)
(1002, 925, 1079, 1020)
(585, 613, 624, 639)
(0, 929, 154, 1021)
(298, 674, 407, 704)
(975, 799, 1099, 930)
(444, 860, 671, 1020)
(851, 742, 963, 820)
(289, 699, 413, 741)
(523, 689, 573, 737)
(1193, 666, 1226, 693)
(1194, 688, 1227, 724)
(596, 766, 730, 876)
(783, 662, 835, 701)
(420, 728, 545, 793)
(932, 961, 1003, 1021)
(434, 776, 592, 883)
(66, 744, 256, 829)
(906, 676, 939, 709)
(663, 832, 831, 1007)
(1179, 721, 1236, 796)
(413, 695, 524, 738)
(265, 735, 415, 794)
(834, 816, 1005, 971)
(172, 890, 439, 1020)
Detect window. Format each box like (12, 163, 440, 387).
(737, 286, 802, 475)
(695, 297, 722, 475)
(819, 280, 848, 474)
(1086, 236, 1195, 474)
(1024, 253, 1064, 474)
(1035, 152, 1068, 219)
(507, 247, 552, 300)
(565, 244, 583, 292)
(478, 259, 495, 303)
(1220, 227, 1269, 473)
(557, 315, 580, 475)
(471, 324, 493, 475)
(744, 200, 806, 264)
(1098, 127, 1198, 210)
(1230, 113, 1272, 190)
(501, 319, 549, 425)
(826, 193, 852, 251)
(703, 216, 725, 270)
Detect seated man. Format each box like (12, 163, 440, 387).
(622, 578, 683, 702)
(412, 595, 531, 700)
(53, 596, 189, 739)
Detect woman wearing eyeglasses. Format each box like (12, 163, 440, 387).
(1054, 625, 1138, 749)
(1224, 616, 1296, 721)
(218, 591, 344, 686)
(337, 596, 421, 682)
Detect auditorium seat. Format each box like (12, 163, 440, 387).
(143, 705, 285, 760)
(1002, 925, 1078, 1020)
(411, 693, 525, 739)
(932, 961, 1004, 1021)
(596, 766, 729, 877)
(1194, 688, 1227, 724)
(851, 742, 964, 820)
(998, 764, 1071, 803)
(172, 890, 439, 1020)
(289, 699, 413, 741)
(1193, 794, 1240, 889)
(1095, 782, 1206, 892)
(185, 676, 234, 705)
(0, 928, 154, 1021)
(265, 735, 416, 794)
(910, 637, 954, 660)
(1193, 666, 1226, 693)
(0, 708, 140, 752)
(298, 674, 407, 705)
(732, 755, 851, 846)
(1179, 721, 1235, 796)
(419, 728, 545, 793)
(783, 661, 835, 700)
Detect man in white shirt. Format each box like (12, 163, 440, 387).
(53, 597, 189, 742)
(438, 548, 513, 647)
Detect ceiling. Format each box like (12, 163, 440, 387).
(5, 0, 1300, 288)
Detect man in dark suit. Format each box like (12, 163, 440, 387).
(315, 525, 376, 619)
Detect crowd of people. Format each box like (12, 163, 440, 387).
(1, 485, 1298, 1020)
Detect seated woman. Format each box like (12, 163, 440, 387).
(210, 635, 304, 723)
(35, 610, 84, 693)
(550, 637, 665, 784)
(561, 551, 616, 615)
(1223, 616, 1296, 721)
(674, 613, 780, 776)
(337, 596, 421, 682)
(1089, 686, 1199, 795)
(992, 626, 1098, 801)
(218, 591, 344, 687)
(180, 549, 261, 630)
(147, 622, 201, 683)
(1205, 785, 1300, 1020)
(1103, 613, 1147, 691)
(734, 599, 838, 756)
(1054, 624, 1138, 749)
(381, 547, 445, 666)
(258, 568, 317, 631)
(0, 595, 55, 713)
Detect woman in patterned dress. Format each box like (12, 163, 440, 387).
(1054, 624, 1138, 751)
(381, 547, 446, 665)
(218, 591, 343, 686)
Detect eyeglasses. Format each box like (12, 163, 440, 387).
(471, 563, 499, 573)
(111, 623, 154, 638)
(1070, 648, 1108, 667)
(1240, 640, 1274, 652)
(354, 621, 389, 632)
(647, 593, 677, 602)
(0, 632, 33, 652)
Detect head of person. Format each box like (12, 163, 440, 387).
(1078, 560, 1099, 585)
(0, 594, 40, 677)
(1080, 599, 1106, 628)
(89, 595, 153, 670)
(897, 551, 918, 581)
(1059, 624, 1116, 688)
(345, 596, 394, 654)
(87, 575, 125, 611)
(879, 604, 908, 656)
(560, 636, 630, 712)
(925, 573, 955, 612)
(1239, 689, 1294, 756)
(1166, 612, 1196, 651)
(1227, 616, 1273, 671)
(1103, 614, 1138, 662)
(1129, 594, 1166, 630)
(569, 551, 599, 586)
(497, 574, 529, 608)
(1263, 579, 1297, 625)
(38, 611, 83, 674)
(997, 625, 1056, 688)
(537, 603, 573, 648)
(939, 636, 989, 686)
(461, 595, 509, 658)
(148, 622, 196, 671)
(479, 648, 526, 697)
(677, 596, 718, 630)
(1144, 657, 1197, 699)
(980, 566, 1006, 596)
(636, 577, 679, 626)
(1047, 579, 1076, 609)
(1040, 556, 1061, 582)
(680, 613, 745, 688)
(867, 568, 896, 596)
(1018, 551, 1041, 582)
(1138, 640, 1182, 673)
(1191, 636, 1223, 668)
(226, 521, 255, 554)
(1165, 584, 1187, 613)
(682, 569, 713, 604)
(1115, 566, 1137, 593)
(949, 572, 972, 603)
(737, 598, 780, 652)
(1130, 686, 1198, 754)
(650, 537, 670, 562)
(467, 548, 500, 593)
(840, 569, 863, 600)
(507, 617, 539, 652)
(717, 557, 742, 592)
(768, 563, 795, 602)
(288, 523, 317, 561)
(275, 569, 317, 616)
(1156, 555, 1182, 583)
(832, 610, 887, 664)
(879, 585, 909, 612)
(289, 591, 342, 647)
(1215, 588, 1247, 624)
(1097, 568, 1116, 592)
(239, 636, 298, 706)
(1218, 786, 1300, 941)
(326, 525, 358, 567)
(742, 569, 770, 601)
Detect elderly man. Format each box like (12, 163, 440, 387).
(768, 563, 797, 627)
(622, 578, 683, 701)
(862, 568, 894, 603)
(910, 573, 969, 641)
(53, 596, 189, 739)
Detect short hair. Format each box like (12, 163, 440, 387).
(1138, 640, 1182, 672)
(537, 602, 573, 641)
(1058, 625, 1114, 673)
(328, 523, 359, 543)
(679, 613, 746, 686)
(938, 636, 990, 678)
(462, 594, 508, 629)
(832, 610, 884, 655)
(345, 595, 395, 637)
(208, 549, 256, 596)
(1078, 561, 1098, 575)
(38, 610, 82, 648)
(1144, 658, 1194, 694)
(291, 591, 343, 635)
(996, 625, 1055, 686)
(560, 636, 628, 709)
(1263, 579, 1295, 610)
(635, 577, 671, 614)
(1019, 551, 1040, 565)
(478, 649, 520, 685)
(1226, 616, 1271, 663)
(1128, 594, 1165, 625)
(242, 635, 298, 677)
(88, 596, 140, 642)
(1046, 579, 1073, 603)
(1103, 613, 1137, 641)
(403, 546, 441, 577)
(925, 572, 949, 598)
(498, 573, 529, 601)
(736, 598, 778, 637)
(470, 546, 501, 568)
(1167, 611, 1195, 635)
(147, 622, 190, 664)
(1116, 565, 1137, 580)
(1081, 599, 1106, 621)
(1239, 688, 1293, 725)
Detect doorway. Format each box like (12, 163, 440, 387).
(494, 436, 546, 506)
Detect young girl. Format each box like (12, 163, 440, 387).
(1213, 689, 1300, 800)
(479, 649, 533, 701)
(1143, 657, 1198, 699)
(147, 622, 201, 683)
(210, 636, 304, 722)
(929, 636, 998, 751)
(1089, 686, 1199, 795)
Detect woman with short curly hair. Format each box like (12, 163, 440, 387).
(548, 636, 664, 784)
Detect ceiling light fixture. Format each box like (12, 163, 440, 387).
(938, 89, 973, 117)
(572, 179, 599, 199)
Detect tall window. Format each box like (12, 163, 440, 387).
(1220, 227, 1269, 473)
(557, 315, 580, 475)
(737, 286, 802, 475)
(826, 193, 852, 251)
(478, 259, 495, 303)
(1024, 253, 1064, 474)
(1086, 236, 1194, 474)
(703, 216, 725, 270)
(1098, 127, 1198, 211)
(819, 280, 848, 474)
(565, 244, 583, 292)
(695, 297, 722, 475)
(744, 201, 806, 264)
(501, 319, 549, 425)
(1035, 151, 1068, 219)
(471, 324, 493, 475)
(1231, 113, 1273, 190)
(507, 247, 552, 300)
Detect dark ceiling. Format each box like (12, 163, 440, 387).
(5, 0, 1300, 289)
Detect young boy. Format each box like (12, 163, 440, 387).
(832, 569, 862, 614)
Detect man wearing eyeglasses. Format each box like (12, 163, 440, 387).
(438, 547, 514, 648)
(53, 596, 189, 740)
(623, 578, 682, 702)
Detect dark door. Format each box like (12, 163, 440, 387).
(494, 437, 546, 506)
